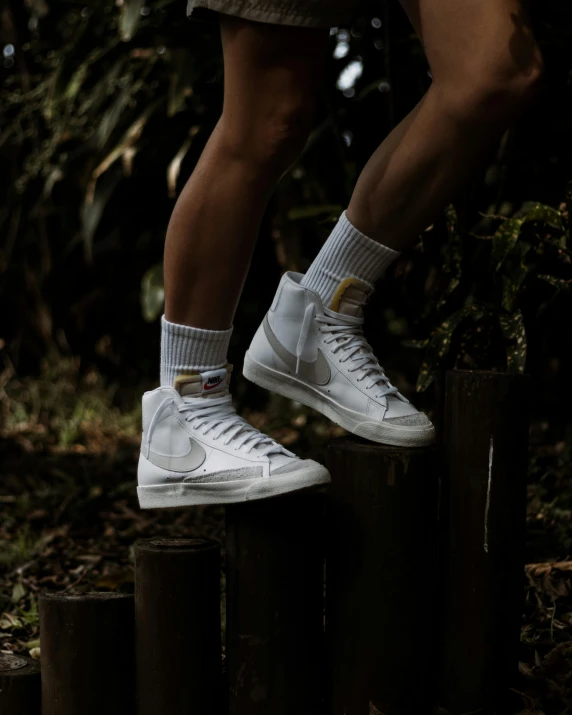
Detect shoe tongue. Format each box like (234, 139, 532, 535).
(174, 366, 232, 398)
(329, 278, 373, 318)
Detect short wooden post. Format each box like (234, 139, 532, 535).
(39, 592, 135, 715)
(439, 370, 530, 714)
(0, 654, 41, 715)
(135, 538, 222, 715)
(326, 438, 440, 715)
(226, 492, 326, 715)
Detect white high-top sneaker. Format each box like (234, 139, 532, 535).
(137, 364, 330, 508)
(244, 272, 435, 447)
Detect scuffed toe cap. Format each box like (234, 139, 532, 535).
(385, 412, 433, 427)
(270, 458, 325, 476)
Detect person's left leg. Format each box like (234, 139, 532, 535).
(245, 0, 543, 446)
(301, 0, 543, 307)
(346, 0, 543, 249)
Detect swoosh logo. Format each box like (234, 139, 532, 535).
(145, 436, 207, 473)
(263, 315, 331, 386)
(204, 380, 222, 391)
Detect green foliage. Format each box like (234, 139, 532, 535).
(141, 262, 165, 322)
(413, 201, 572, 390)
(1, 0, 572, 394)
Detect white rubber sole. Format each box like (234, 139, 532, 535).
(243, 352, 435, 448)
(137, 464, 330, 509)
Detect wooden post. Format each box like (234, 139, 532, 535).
(135, 538, 222, 715)
(326, 438, 440, 715)
(439, 370, 530, 714)
(226, 491, 326, 715)
(39, 592, 135, 715)
(0, 654, 41, 715)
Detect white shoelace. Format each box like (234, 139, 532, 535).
(146, 392, 294, 458)
(296, 304, 399, 400)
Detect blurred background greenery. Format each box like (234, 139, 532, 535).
(1, 2, 572, 709)
(1, 0, 571, 396)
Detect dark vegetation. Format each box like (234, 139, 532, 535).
(1, 1, 572, 712)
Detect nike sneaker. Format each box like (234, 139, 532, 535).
(137, 364, 330, 508)
(244, 272, 435, 447)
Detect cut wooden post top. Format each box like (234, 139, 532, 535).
(39, 591, 133, 602)
(0, 654, 40, 674)
(135, 537, 220, 554)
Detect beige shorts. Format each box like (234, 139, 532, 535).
(187, 0, 356, 29)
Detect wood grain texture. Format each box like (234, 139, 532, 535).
(135, 538, 222, 715)
(326, 437, 440, 715)
(39, 591, 134, 715)
(0, 655, 41, 715)
(439, 370, 530, 714)
(226, 492, 326, 715)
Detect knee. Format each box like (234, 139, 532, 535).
(219, 96, 315, 176)
(438, 48, 544, 125)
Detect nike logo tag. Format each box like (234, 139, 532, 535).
(145, 436, 207, 473)
(201, 368, 227, 394)
(263, 315, 331, 386)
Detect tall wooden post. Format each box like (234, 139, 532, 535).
(0, 654, 41, 715)
(326, 438, 440, 715)
(135, 538, 222, 715)
(439, 370, 530, 714)
(39, 592, 135, 715)
(226, 491, 326, 715)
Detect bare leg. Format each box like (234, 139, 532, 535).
(164, 16, 328, 329)
(347, 0, 543, 250)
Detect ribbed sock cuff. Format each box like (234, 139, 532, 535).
(300, 211, 400, 308)
(160, 316, 233, 387)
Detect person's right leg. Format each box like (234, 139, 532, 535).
(163, 15, 329, 333)
(139, 16, 332, 509)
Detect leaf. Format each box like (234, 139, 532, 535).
(416, 306, 477, 392)
(119, 0, 147, 42)
(96, 85, 134, 150)
(141, 263, 165, 322)
(95, 568, 135, 590)
(438, 204, 462, 307)
(11, 582, 26, 603)
(538, 275, 572, 288)
(501, 257, 529, 312)
(81, 163, 124, 262)
(499, 310, 527, 373)
(492, 217, 524, 268)
(167, 129, 198, 198)
(91, 101, 161, 183)
(77, 55, 127, 117)
(287, 205, 343, 221)
(493, 203, 564, 270)
(168, 50, 195, 117)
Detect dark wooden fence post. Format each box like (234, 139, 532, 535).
(439, 369, 530, 714)
(326, 438, 440, 715)
(135, 537, 222, 715)
(0, 654, 41, 715)
(39, 592, 135, 715)
(226, 491, 326, 715)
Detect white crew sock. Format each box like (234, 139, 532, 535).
(160, 315, 233, 387)
(300, 211, 400, 309)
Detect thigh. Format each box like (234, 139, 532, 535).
(219, 15, 329, 116)
(398, 0, 541, 83)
